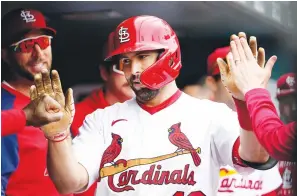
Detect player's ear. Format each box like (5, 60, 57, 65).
(205, 76, 218, 93)
(99, 64, 109, 82)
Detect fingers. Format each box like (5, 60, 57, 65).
(65, 88, 75, 124)
(230, 40, 241, 66)
(30, 85, 38, 101)
(227, 52, 236, 76)
(238, 32, 247, 39)
(233, 36, 248, 62)
(249, 36, 257, 59)
(51, 70, 63, 93)
(257, 47, 266, 68)
(41, 69, 54, 97)
(265, 55, 277, 73)
(34, 73, 45, 96)
(240, 37, 255, 60)
(217, 58, 229, 77)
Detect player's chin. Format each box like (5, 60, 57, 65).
(135, 88, 159, 102)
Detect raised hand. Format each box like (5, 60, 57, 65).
(23, 86, 63, 127)
(32, 69, 75, 141)
(218, 34, 277, 98)
(217, 32, 270, 100)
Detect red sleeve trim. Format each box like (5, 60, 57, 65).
(232, 137, 248, 167)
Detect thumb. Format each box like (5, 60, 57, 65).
(65, 88, 75, 124)
(217, 58, 228, 77)
(47, 112, 63, 122)
(44, 95, 62, 113)
(264, 55, 277, 72)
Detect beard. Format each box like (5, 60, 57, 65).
(7, 53, 51, 82)
(10, 62, 35, 81)
(128, 74, 159, 103)
(133, 87, 159, 103)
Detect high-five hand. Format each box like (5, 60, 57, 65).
(32, 69, 75, 141)
(217, 32, 274, 100)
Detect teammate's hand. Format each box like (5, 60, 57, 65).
(32, 69, 75, 141)
(219, 35, 277, 97)
(23, 90, 63, 127)
(217, 32, 267, 100)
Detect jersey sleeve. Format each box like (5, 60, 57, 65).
(245, 88, 296, 161)
(72, 109, 106, 192)
(1, 109, 26, 136)
(210, 103, 252, 174)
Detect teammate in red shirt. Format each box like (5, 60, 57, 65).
(275, 73, 296, 196)
(1, 8, 70, 196)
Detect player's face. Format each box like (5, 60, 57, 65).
(119, 50, 159, 102)
(4, 30, 52, 81)
(279, 95, 296, 123)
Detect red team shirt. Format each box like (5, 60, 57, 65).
(1, 83, 71, 196)
(71, 88, 110, 196)
(245, 88, 297, 196)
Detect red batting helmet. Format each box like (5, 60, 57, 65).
(105, 15, 182, 90)
(276, 73, 295, 99)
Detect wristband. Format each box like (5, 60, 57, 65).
(46, 130, 69, 142)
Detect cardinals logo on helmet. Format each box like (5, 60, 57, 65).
(118, 26, 130, 43)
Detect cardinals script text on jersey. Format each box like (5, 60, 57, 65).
(72, 90, 252, 196)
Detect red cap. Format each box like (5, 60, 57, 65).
(276, 73, 295, 99)
(2, 8, 56, 47)
(207, 46, 230, 76)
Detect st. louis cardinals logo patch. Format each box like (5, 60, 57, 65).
(118, 26, 130, 43)
(20, 10, 36, 23)
(99, 122, 202, 193)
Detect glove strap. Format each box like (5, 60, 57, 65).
(46, 130, 69, 142)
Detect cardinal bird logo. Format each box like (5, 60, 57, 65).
(99, 133, 126, 181)
(168, 122, 201, 167)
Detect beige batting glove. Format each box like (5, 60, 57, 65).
(32, 69, 75, 142)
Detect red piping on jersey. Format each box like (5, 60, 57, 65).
(137, 90, 182, 115)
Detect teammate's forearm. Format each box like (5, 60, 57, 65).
(47, 136, 89, 194)
(233, 97, 269, 162)
(239, 129, 269, 163)
(245, 88, 296, 161)
(2, 109, 26, 136)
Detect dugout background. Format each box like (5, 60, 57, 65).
(2, 1, 297, 97)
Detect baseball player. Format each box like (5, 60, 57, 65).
(72, 32, 135, 196)
(275, 73, 296, 196)
(33, 16, 275, 196)
(206, 46, 281, 196)
(1, 8, 71, 195)
(2, 93, 63, 136)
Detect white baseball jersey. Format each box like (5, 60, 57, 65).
(217, 165, 281, 196)
(72, 90, 253, 196)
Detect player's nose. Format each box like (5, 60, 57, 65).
(131, 61, 142, 75)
